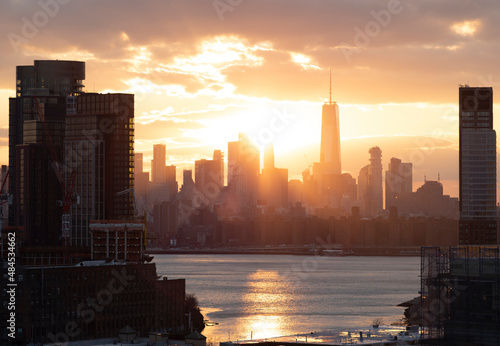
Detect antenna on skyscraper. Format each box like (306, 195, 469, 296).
(329, 68, 332, 105)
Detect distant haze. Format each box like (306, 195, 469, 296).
(2, 0, 500, 199)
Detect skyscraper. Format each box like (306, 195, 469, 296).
(195, 150, 224, 198)
(264, 143, 275, 170)
(152, 144, 167, 183)
(227, 133, 260, 208)
(459, 85, 497, 244)
(385, 157, 412, 210)
(320, 72, 341, 174)
(65, 93, 135, 245)
(313, 72, 342, 206)
(259, 144, 288, 209)
(134, 152, 150, 205)
(9, 60, 85, 244)
(358, 146, 383, 217)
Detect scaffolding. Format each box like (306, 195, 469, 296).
(420, 246, 450, 340)
(421, 246, 500, 345)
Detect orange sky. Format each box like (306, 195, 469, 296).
(2, 0, 500, 199)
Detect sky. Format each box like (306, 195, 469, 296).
(2, 0, 500, 198)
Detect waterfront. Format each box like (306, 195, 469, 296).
(155, 254, 420, 343)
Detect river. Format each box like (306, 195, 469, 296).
(154, 254, 420, 343)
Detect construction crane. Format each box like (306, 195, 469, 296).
(33, 97, 76, 246)
(0, 170, 9, 233)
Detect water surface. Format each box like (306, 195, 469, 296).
(155, 254, 420, 342)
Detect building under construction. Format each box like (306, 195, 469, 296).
(421, 246, 500, 345)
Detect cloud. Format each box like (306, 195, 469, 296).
(2, 0, 500, 194)
(1, 0, 499, 101)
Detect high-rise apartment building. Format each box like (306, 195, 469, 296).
(9, 60, 85, 245)
(385, 157, 412, 210)
(65, 93, 135, 246)
(2, 60, 188, 346)
(459, 86, 497, 244)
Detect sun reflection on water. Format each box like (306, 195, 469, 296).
(237, 270, 296, 340)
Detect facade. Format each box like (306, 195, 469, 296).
(89, 221, 145, 261)
(13, 100, 67, 246)
(64, 139, 105, 247)
(64, 93, 135, 246)
(16, 60, 85, 97)
(75, 93, 135, 221)
(459, 86, 497, 244)
(9, 61, 85, 227)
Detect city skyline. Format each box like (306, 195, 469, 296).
(2, 1, 500, 199)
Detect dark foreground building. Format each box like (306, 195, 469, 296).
(459, 85, 497, 245)
(419, 86, 500, 345)
(1, 222, 186, 344)
(1, 259, 185, 344)
(421, 246, 500, 345)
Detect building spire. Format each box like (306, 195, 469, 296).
(329, 68, 332, 105)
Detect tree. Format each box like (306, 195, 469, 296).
(185, 293, 205, 332)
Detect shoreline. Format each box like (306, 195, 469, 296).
(145, 248, 421, 257)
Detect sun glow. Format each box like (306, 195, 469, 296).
(451, 19, 480, 36)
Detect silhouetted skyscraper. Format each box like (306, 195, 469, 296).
(314, 73, 343, 206)
(195, 150, 224, 200)
(9, 60, 85, 244)
(152, 144, 167, 183)
(227, 133, 260, 208)
(385, 157, 412, 210)
(259, 144, 288, 209)
(134, 152, 150, 205)
(459, 86, 497, 244)
(165, 164, 178, 198)
(65, 93, 135, 246)
(358, 146, 383, 217)
(320, 72, 341, 175)
(264, 143, 275, 170)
